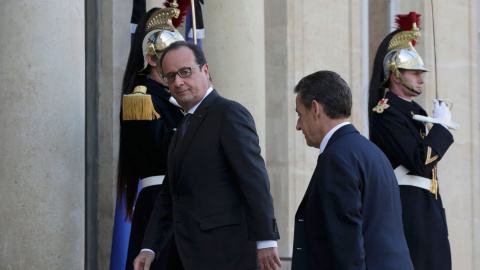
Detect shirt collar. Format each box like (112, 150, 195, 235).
(187, 86, 213, 114)
(396, 95, 412, 102)
(319, 122, 350, 155)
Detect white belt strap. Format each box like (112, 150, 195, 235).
(394, 165, 409, 180)
(394, 165, 432, 191)
(141, 175, 165, 189)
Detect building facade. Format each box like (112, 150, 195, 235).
(0, 0, 479, 269)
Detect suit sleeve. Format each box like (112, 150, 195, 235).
(371, 111, 453, 175)
(317, 152, 365, 268)
(219, 103, 280, 241)
(141, 174, 174, 254)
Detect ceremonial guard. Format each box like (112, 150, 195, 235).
(117, 3, 187, 269)
(368, 12, 454, 270)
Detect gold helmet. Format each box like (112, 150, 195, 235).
(380, 12, 429, 94)
(139, 1, 185, 73)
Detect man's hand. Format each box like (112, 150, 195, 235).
(133, 250, 155, 270)
(433, 99, 451, 129)
(258, 247, 282, 270)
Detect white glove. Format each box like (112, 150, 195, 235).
(433, 99, 451, 129)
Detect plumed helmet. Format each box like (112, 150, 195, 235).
(139, 1, 187, 74)
(142, 28, 184, 59)
(380, 12, 429, 92)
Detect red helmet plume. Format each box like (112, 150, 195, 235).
(163, 0, 191, 28)
(395, 12, 422, 46)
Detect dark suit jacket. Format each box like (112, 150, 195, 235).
(142, 90, 280, 270)
(292, 124, 413, 270)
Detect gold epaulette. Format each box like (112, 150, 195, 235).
(122, 85, 161, 120)
(372, 98, 390, 114)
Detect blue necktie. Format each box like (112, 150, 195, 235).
(173, 113, 191, 170)
(179, 113, 192, 141)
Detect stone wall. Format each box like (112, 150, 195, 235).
(0, 1, 85, 269)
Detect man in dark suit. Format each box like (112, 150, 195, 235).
(133, 41, 281, 270)
(291, 70, 413, 270)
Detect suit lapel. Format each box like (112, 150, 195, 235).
(171, 90, 220, 186)
(296, 154, 323, 218)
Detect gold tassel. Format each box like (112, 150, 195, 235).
(430, 166, 438, 200)
(122, 86, 161, 120)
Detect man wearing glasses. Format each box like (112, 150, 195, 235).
(133, 41, 282, 270)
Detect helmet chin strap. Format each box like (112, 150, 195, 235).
(392, 67, 422, 95)
(407, 85, 422, 95)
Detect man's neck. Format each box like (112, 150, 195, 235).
(184, 86, 214, 114)
(390, 87, 413, 101)
(318, 119, 350, 154)
(148, 68, 167, 86)
(321, 118, 349, 139)
(396, 94, 413, 102)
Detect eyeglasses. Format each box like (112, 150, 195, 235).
(162, 64, 202, 83)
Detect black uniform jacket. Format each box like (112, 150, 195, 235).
(122, 78, 183, 180)
(292, 124, 413, 270)
(123, 78, 183, 270)
(142, 90, 280, 270)
(370, 91, 454, 270)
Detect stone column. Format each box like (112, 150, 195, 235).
(0, 1, 85, 269)
(264, 1, 295, 267)
(201, 1, 267, 151)
(264, 1, 364, 268)
(97, 1, 133, 269)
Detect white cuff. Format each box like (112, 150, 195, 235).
(256, 240, 277, 249)
(140, 248, 155, 255)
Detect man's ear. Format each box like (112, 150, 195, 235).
(311, 100, 323, 118)
(145, 54, 157, 67)
(390, 72, 400, 84)
(202, 63, 209, 75)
